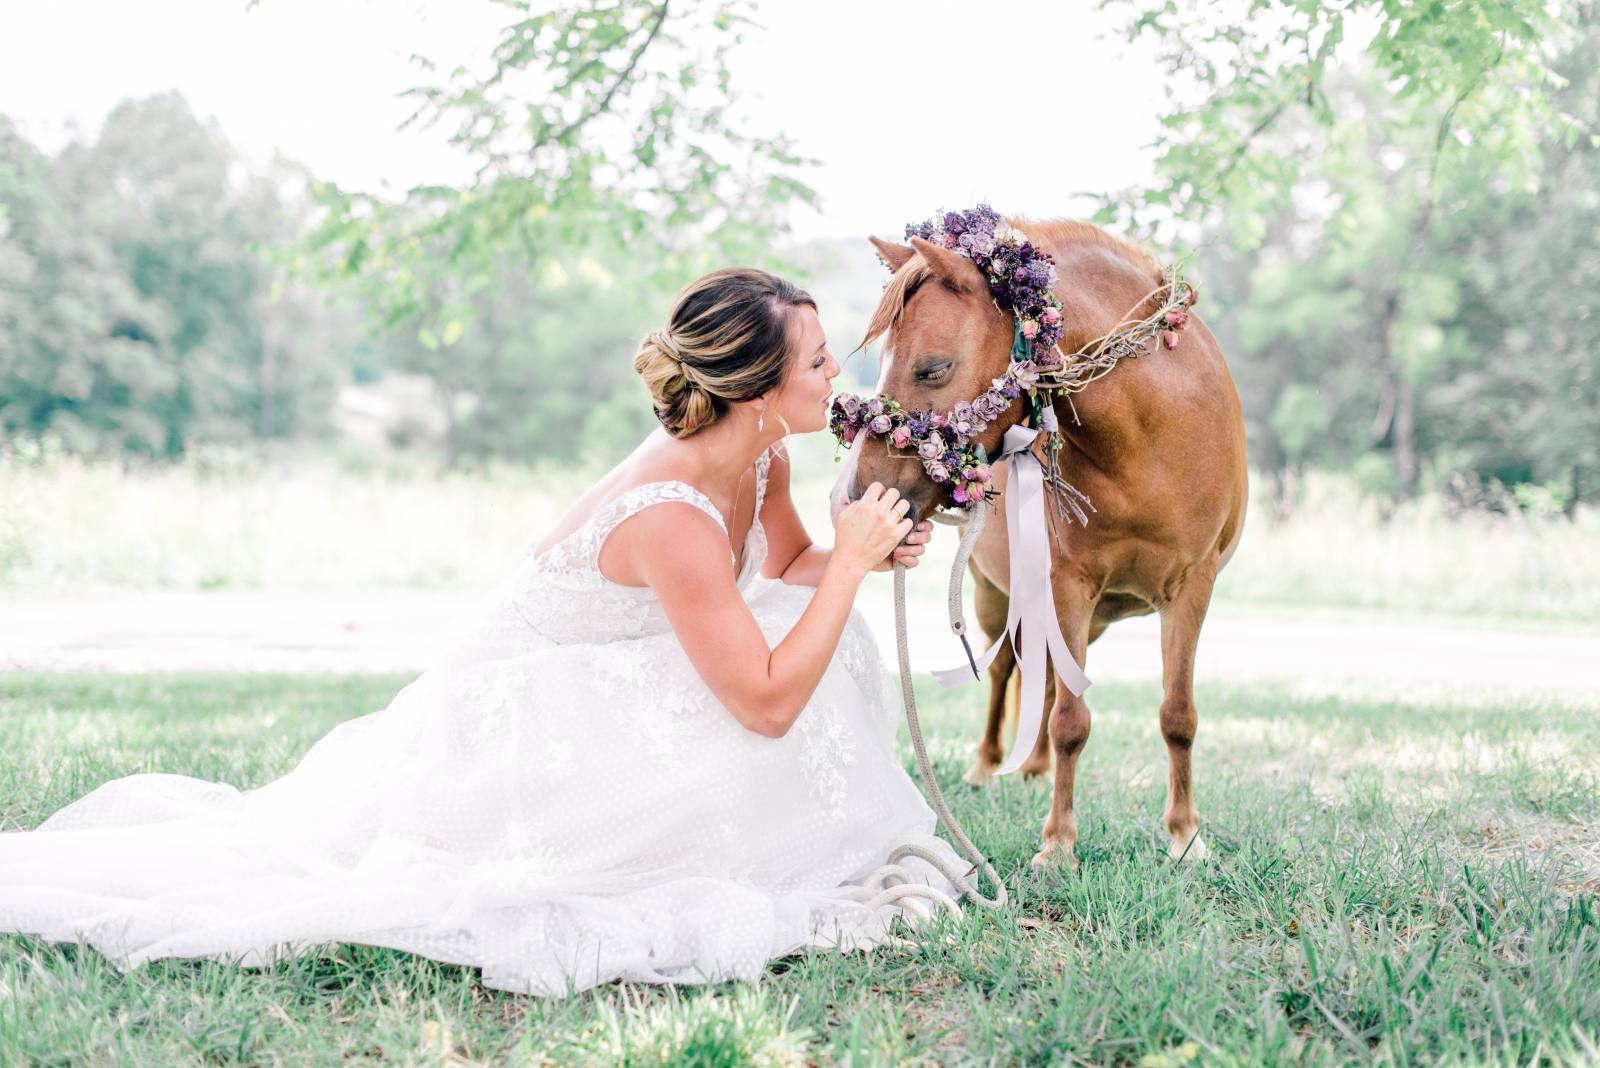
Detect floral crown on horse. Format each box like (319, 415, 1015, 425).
(828, 205, 1198, 515)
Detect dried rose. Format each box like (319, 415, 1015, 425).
(890, 425, 911, 448)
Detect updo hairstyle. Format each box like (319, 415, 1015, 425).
(633, 268, 815, 437)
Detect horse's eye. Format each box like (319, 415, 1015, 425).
(915, 358, 953, 382)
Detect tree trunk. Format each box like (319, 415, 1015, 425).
(1394, 377, 1417, 495)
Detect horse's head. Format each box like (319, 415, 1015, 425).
(830, 235, 1026, 525)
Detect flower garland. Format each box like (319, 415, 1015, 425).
(904, 205, 1067, 367)
(830, 205, 1198, 514)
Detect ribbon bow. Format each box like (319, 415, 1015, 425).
(932, 423, 1091, 775)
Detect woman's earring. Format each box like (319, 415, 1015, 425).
(757, 408, 765, 433)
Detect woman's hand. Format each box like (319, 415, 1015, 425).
(833, 482, 914, 577)
(872, 519, 933, 572)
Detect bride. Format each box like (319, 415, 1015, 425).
(0, 267, 970, 997)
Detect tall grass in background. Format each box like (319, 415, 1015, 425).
(3, 438, 1596, 627)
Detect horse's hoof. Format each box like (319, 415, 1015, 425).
(962, 762, 996, 787)
(1168, 833, 1209, 866)
(1030, 841, 1078, 871)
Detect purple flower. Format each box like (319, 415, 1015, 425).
(952, 485, 969, 505)
(942, 450, 960, 468)
(1012, 361, 1041, 388)
(869, 414, 892, 435)
(918, 439, 942, 460)
(866, 397, 884, 417)
(927, 461, 950, 482)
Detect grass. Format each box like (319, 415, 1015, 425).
(4, 438, 1599, 629)
(3, 672, 1598, 1066)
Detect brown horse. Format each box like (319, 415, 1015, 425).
(832, 217, 1248, 869)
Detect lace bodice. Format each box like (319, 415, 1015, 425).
(473, 449, 772, 647)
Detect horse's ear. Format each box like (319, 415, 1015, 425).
(868, 235, 916, 273)
(909, 236, 983, 294)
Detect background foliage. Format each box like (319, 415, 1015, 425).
(1, 0, 1594, 514)
(1097, 0, 1597, 512)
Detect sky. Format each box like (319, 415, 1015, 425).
(0, 0, 1164, 241)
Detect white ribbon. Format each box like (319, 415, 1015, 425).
(931, 424, 1091, 775)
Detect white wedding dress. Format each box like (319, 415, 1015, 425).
(0, 450, 965, 996)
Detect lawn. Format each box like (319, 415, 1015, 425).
(2, 672, 1598, 1066)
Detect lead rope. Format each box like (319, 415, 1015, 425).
(853, 506, 1007, 926)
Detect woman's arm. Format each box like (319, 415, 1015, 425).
(761, 449, 933, 586)
(611, 487, 909, 739)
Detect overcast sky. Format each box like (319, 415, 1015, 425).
(0, 0, 1163, 240)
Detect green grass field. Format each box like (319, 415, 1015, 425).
(3, 673, 1598, 1066)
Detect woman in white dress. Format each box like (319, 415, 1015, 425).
(0, 268, 968, 997)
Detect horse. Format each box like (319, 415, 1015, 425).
(831, 217, 1248, 870)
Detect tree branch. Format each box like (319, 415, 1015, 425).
(535, 0, 670, 152)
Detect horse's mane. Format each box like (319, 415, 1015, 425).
(860, 216, 1161, 355)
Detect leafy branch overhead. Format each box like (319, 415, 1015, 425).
(1098, 0, 1586, 245)
(294, 0, 816, 344)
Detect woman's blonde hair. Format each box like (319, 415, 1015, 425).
(634, 268, 815, 437)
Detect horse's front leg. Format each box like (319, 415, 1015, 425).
(1031, 579, 1094, 870)
(1158, 570, 1216, 863)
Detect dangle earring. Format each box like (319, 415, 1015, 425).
(757, 406, 766, 433)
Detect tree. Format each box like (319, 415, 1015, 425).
(295, 0, 815, 346)
(2, 97, 362, 459)
(0, 116, 172, 455)
(1098, 0, 1587, 501)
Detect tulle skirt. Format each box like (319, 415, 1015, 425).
(0, 578, 961, 995)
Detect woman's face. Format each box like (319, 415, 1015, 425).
(772, 304, 840, 434)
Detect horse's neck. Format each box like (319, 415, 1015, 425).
(1045, 245, 1166, 470)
